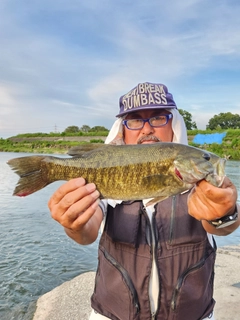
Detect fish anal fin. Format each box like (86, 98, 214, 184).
(13, 174, 50, 197)
(145, 196, 169, 206)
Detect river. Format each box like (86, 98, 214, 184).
(0, 152, 239, 320)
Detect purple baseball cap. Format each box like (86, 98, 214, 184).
(116, 82, 177, 117)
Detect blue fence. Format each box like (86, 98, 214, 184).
(193, 132, 227, 145)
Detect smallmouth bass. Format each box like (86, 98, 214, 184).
(7, 142, 226, 205)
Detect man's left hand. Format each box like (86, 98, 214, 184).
(187, 176, 238, 221)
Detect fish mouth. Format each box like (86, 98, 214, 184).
(175, 167, 183, 180)
(137, 136, 161, 144)
(205, 158, 226, 187)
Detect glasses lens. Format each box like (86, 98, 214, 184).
(126, 119, 144, 129)
(124, 115, 170, 130)
(150, 115, 168, 127)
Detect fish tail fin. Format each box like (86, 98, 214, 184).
(7, 156, 50, 196)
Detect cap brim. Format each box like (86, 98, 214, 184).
(116, 105, 177, 117)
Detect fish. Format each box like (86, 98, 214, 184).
(7, 142, 226, 205)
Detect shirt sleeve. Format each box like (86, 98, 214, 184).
(99, 199, 108, 217)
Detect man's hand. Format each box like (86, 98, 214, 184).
(48, 178, 103, 244)
(188, 177, 239, 235)
(188, 176, 237, 221)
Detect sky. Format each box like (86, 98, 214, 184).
(0, 0, 240, 138)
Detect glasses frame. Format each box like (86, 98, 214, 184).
(122, 114, 173, 130)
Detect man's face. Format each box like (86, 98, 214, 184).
(123, 109, 173, 145)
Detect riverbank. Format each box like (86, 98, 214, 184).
(1, 129, 240, 159)
(32, 245, 240, 320)
(0, 136, 106, 154)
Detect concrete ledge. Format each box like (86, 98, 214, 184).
(214, 246, 240, 320)
(33, 246, 240, 320)
(33, 272, 95, 320)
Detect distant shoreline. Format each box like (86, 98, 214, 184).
(1, 130, 240, 160)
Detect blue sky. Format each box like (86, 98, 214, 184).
(1, 0, 240, 138)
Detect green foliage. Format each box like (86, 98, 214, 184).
(188, 129, 240, 160)
(82, 131, 108, 136)
(89, 139, 104, 143)
(1, 129, 240, 160)
(231, 138, 239, 148)
(64, 125, 80, 133)
(13, 132, 53, 138)
(179, 109, 197, 130)
(89, 126, 109, 132)
(187, 129, 216, 136)
(207, 112, 240, 130)
(11, 131, 109, 138)
(80, 125, 91, 132)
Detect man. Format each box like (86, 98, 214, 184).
(48, 82, 239, 320)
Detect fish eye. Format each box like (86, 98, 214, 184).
(202, 153, 211, 161)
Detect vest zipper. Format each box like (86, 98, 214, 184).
(141, 205, 153, 249)
(142, 205, 160, 319)
(170, 256, 206, 311)
(169, 196, 176, 244)
(152, 208, 161, 319)
(102, 249, 140, 314)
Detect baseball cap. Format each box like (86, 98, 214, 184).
(116, 82, 177, 117)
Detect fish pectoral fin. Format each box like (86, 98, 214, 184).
(142, 175, 170, 206)
(145, 196, 169, 206)
(142, 174, 169, 186)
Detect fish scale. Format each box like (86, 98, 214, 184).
(7, 142, 226, 205)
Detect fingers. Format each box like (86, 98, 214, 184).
(48, 177, 86, 209)
(195, 177, 237, 204)
(65, 197, 100, 231)
(188, 177, 238, 221)
(48, 178, 100, 231)
(62, 188, 100, 225)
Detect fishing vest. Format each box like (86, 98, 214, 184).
(91, 193, 216, 320)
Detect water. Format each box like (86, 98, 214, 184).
(214, 159, 240, 246)
(0, 153, 240, 320)
(0, 152, 98, 320)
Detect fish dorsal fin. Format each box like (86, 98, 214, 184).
(67, 144, 109, 157)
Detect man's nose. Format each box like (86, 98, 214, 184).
(141, 121, 154, 134)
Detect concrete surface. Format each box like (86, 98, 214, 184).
(32, 245, 240, 320)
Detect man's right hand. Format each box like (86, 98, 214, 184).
(48, 178, 103, 244)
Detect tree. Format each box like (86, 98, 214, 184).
(207, 112, 240, 130)
(80, 125, 91, 133)
(178, 109, 197, 130)
(64, 125, 80, 133)
(89, 126, 109, 132)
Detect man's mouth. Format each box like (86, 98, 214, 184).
(137, 136, 161, 144)
(141, 140, 157, 144)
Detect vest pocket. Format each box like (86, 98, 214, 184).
(168, 251, 215, 320)
(92, 248, 140, 320)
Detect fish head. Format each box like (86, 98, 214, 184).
(173, 148, 226, 187)
(204, 152, 226, 186)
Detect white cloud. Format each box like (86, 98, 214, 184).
(0, 85, 16, 110)
(0, 0, 240, 137)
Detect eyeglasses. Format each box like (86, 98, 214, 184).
(122, 114, 173, 130)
